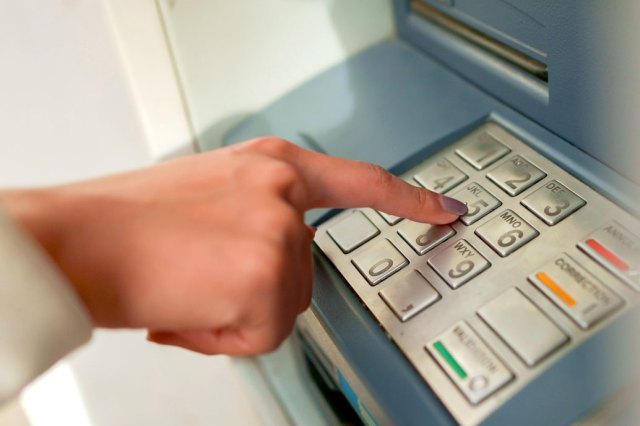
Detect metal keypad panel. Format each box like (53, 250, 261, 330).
(314, 122, 640, 425)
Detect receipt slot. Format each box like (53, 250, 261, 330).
(222, 1, 640, 425)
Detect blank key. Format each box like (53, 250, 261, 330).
(478, 288, 568, 367)
(326, 211, 379, 253)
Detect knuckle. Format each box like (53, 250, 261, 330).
(261, 160, 301, 191)
(255, 202, 300, 234)
(249, 137, 295, 159)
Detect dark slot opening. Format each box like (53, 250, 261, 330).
(411, 1, 548, 82)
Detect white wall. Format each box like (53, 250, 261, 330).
(158, 0, 395, 150)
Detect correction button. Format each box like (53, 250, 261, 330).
(521, 180, 586, 225)
(578, 222, 640, 291)
(475, 209, 539, 257)
(352, 239, 408, 285)
(413, 158, 467, 194)
(397, 221, 455, 255)
(528, 253, 623, 329)
(326, 211, 379, 253)
(478, 288, 568, 367)
(486, 155, 546, 196)
(450, 182, 502, 226)
(427, 321, 513, 405)
(455, 124, 511, 170)
(428, 239, 490, 289)
(379, 270, 440, 322)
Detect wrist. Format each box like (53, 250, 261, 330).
(1, 188, 63, 258)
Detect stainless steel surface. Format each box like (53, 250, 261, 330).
(397, 222, 455, 255)
(521, 180, 586, 225)
(377, 210, 403, 225)
(428, 239, 491, 289)
(413, 158, 467, 193)
(427, 321, 513, 405)
(380, 270, 440, 321)
(455, 123, 511, 170)
(477, 288, 568, 367)
(314, 122, 640, 425)
(451, 182, 502, 226)
(577, 222, 640, 290)
(487, 155, 546, 196)
(527, 253, 623, 329)
(326, 210, 379, 253)
(475, 209, 539, 257)
(352, 239, 409, 285)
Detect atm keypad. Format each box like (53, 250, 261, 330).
(487, 155, 546, 196)
(314, 122, 637, 422)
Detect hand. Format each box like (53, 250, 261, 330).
(2, 138, 466, 355)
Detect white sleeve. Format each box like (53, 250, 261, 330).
(0, 209, 92, 404)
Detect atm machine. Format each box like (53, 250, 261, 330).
(220, 1, 640, 425)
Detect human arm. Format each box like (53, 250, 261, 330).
(1, 137, 466, 359)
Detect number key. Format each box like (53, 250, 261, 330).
(414, 158, 467, 194)
(352, 239, 408, 285)
(475, 210, 539, 257)
(521, 180, 586, 225)
(450, 182, 502, 225)
(487, 155, 546, 196)
(428, 239, 491, 289)
(455, 123, 511, 170)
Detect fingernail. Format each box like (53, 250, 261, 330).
(439, 195, 468, 216)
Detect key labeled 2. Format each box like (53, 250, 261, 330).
(487, 155, 546, 196)
(428, 239, 491, 289)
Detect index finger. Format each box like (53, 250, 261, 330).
(268, 140, 467, 224)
